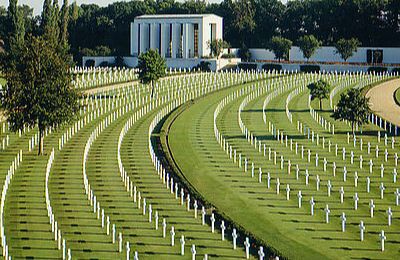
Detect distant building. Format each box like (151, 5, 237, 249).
(130, 14, 223, 59)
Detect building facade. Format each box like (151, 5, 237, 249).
(130, 14, 223, 59)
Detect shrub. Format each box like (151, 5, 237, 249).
(367, 67, 388, 74)
(392, 67, 400, 75)
(300, 65, 320, 73)
(85, 59, 95, 67)
(194, 61, 211, 72)
(262, 63, 282, 72)
(238, 63, 257, 71)
(99, 61, 109, 67)
(221, 53, 236, 59)
(238, 47, 251, 62)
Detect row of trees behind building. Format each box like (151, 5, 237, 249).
(0, 0, 400, 62)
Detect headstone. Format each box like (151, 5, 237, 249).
(379, 230, 386, 251)
(359, 221, 365, 241)
(340, 212, 346, 232)
(244, 237, 250, 259)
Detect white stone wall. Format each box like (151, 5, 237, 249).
(231, 47, 400, 64)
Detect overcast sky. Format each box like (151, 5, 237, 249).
(1, 0, 288, 16)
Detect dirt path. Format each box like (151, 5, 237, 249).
(366, 78, 400, 126)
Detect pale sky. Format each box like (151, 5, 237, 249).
(1, 0, 288, 16)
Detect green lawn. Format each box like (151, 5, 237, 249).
(395, 87, 400, 106)
(166, 75, 400, 259)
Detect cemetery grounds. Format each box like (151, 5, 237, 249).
(0, 69, 399, 259)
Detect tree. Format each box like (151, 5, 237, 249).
(0, 35, 79, 155)
(238, 44, 251, 61)
(334, 38, 361, 62)
(7, 0, 25, 49)
(298, 35, 321, 60)
(137, 49, 166, 98)
(207, 39, 229, 58)
(59, 0, 69, 48)
(332, 88, 372, 136)
(268, 36, 292, 61)
(307, 80, 330, 110)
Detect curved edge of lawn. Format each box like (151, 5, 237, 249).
(155, 100, 283, 260)
(394, 87, 400, 107)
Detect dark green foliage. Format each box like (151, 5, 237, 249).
(367, 67, 388, 73)
(0, 35, 79, 155)
(137, 49, 166, 98)
(268, 36, 292, 61)
(207, 39, 229, 58)
(7, 0, 25, 49)
(298, 35, 321, 60)
(307, 79, 330, 110)
(237, 63, 257, 71)
(60, 0, 69, 48)
(194, 61, 211, 72)
(115, 55, 126, 67)
(238, 46, 251, 61)
(221, 53, 235, 59)
(84, 59, 95, 67)
(300, 65, 320, 73)
(332, 88, 372, 135)
(392, 67, 400, 74)
(334, 38, 361, 61)
(262, 63, 282, 71)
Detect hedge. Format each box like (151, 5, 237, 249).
(238, 63, 258, 71)
(367, 67, 388, 73)
(300, 65, 320, 73)
(262, 63, 282, 72)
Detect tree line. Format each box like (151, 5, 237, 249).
(1, 0, 399, 63)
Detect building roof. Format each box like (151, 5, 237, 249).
(135, 14, 222, 20)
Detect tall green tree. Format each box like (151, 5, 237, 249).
(59, 0, 69, 48)
(0, 35, 79, 155)
(334, 38, 361, 62)
(207, 39, 229, 58)
(298, 35, 321, 61)
(7, 0, 25, 49)
(307, 80, 330, 110)
(137, 49, 166, 98)
(332, 88, 372, 136)
(268, 36, 292, 61)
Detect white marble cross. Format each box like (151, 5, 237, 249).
(286, 184, 290, 200)
(220, 221, 226, 241)
(395, 188, 400, 206)
(297, 190, 302, 208)
(316, 175, 320, 191)
(369, 199, 375, 218)
(276, 178, 280, 194)
(244, 237, 250, 259)
(380, 182, 385, 199)
(354, 193, 359, 210)
(367, 177, 371, 193)
(324, 204, 330, 223)
(340, 212, 346, 232)
(387, 207, 393, 226)
(359, 221, 365, 241)
(310, 197, 315, 216)
(191, 245, 196, 260)
(258, 246, 265, 260)
(379, 230, 386, 251)
(180, 235, 185, 255)
(339, 186, 344, 204)
(210, 213, 215, 233)
(232, 228, 238, 249)
(170, 226, 175, 246)
(327, 180, 332, 197)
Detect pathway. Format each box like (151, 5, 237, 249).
(366, 78, 400, 126)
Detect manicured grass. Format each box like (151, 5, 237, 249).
(394, 87, 400, 107)
(167, 75, 400, 259)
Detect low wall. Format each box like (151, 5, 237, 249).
(229, 46, 400, 65)
(239, 62, 400, 73)
(82, 56, 241, 71)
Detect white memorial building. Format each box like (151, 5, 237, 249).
(130, 14, 223, 59)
